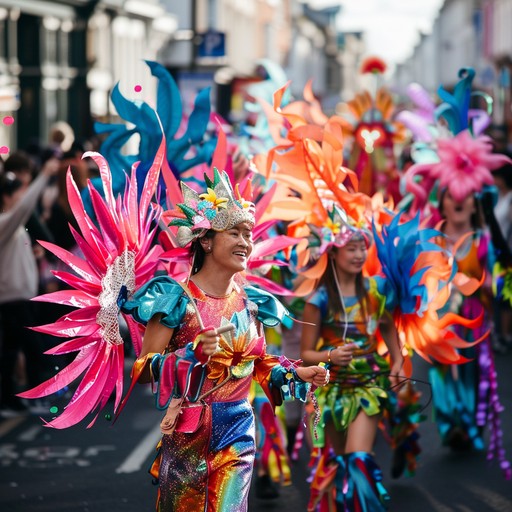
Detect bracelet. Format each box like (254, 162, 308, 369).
(327, 348, 334, 363)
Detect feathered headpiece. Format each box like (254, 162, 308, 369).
(166, 167, 256, 247)
(404, 68, 511, 213)
(250, 81, 379, 293)
(85, 60, 218, 214)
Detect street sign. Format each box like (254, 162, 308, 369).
(198, 30, 226, 58)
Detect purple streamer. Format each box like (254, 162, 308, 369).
(462, 298, 511, 479)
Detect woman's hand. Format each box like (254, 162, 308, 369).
(329, 343, 357, 366)
(194, 328, 220, 357)
(295, 365, 329, 387)
(193, 324, 234, 364)
(389, 359, 407, 390)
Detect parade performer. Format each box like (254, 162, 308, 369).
(18, 128, 329, 512)
(301, 206, 400, 512)
(125, 167, 328, 511)
(253, 80, 492, 509)
(402, 67, 511, 479)
(300, 206, 478, 511)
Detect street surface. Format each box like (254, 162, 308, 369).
(1, 351, 511, 512)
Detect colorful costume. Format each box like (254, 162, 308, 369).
(15, 52, 321, 512)
(252, 81, 495, 509)
(309, 279, 388, 435)
(307, 278, 391, 511)
(402, 67, 511, 479)
(123, 276, 306, 511)
(16, 143, 314, 510)
(341, 57, 407, 203)
(430, 231, 501, 451)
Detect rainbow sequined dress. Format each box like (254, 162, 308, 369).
(123, 276, 307, 512)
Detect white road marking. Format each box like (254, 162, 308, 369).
(18, 425, 41, 442)
(115, 422, 161, 474)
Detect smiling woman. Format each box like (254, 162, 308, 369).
(191, 222, 254, 286)
(299, 204, 404, 512)
(121, 169, 329, 512)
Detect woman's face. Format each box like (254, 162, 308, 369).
(333, 239, 368, 276)
(209, 222, 254, 273)
(441, 189, 476, 223)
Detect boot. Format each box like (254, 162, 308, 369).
(344, 452, 390, 511)
(334, 455, 347, 511)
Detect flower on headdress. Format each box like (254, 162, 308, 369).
(407, 130, 510, 205)
(164, 168, 256, 247)
(325, 217, 340, 236)
(199, 188, 229, 210)
(300, 204, 370, 272)
(430, 131, 504, 201)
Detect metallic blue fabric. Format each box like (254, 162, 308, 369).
(337, 452, 389, 512)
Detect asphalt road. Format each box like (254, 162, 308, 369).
(1, 350, 511, 512)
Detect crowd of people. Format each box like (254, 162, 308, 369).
(0, 124, 99, 415)
(1, 60, 512, 512)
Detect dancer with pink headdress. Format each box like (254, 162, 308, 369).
(402, 68, 511, 479)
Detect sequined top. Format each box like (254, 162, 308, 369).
(306, 277, 391, 433)
(123, 275, 295, 404)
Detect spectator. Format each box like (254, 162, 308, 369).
(0, 158, 59, 416)
(4, 151, 56, 252)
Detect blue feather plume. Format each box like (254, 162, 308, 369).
(434, 67, 474, 135)
(82, 60, 217, 213)
(373, 213, 453, 316)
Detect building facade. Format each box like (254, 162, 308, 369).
(391, 0, 512, 147)
(0, 0, 344, 155)
(0, 0, 177, 153)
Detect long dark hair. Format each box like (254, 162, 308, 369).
(320, 253, 369, 323)
(190, 230, 216, 275)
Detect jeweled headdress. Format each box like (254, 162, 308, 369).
(305, 203, 371, 267)
(167, 168, 256, 247)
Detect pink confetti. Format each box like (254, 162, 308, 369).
(134, 85, 142, 92)
(3, 116, 14, 125)
(0, 146, 9, 154)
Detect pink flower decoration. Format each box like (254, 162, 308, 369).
(430, 130, 510, 202)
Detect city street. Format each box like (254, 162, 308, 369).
(2, 2, 512, 512)
(1, 350, 511, 512)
